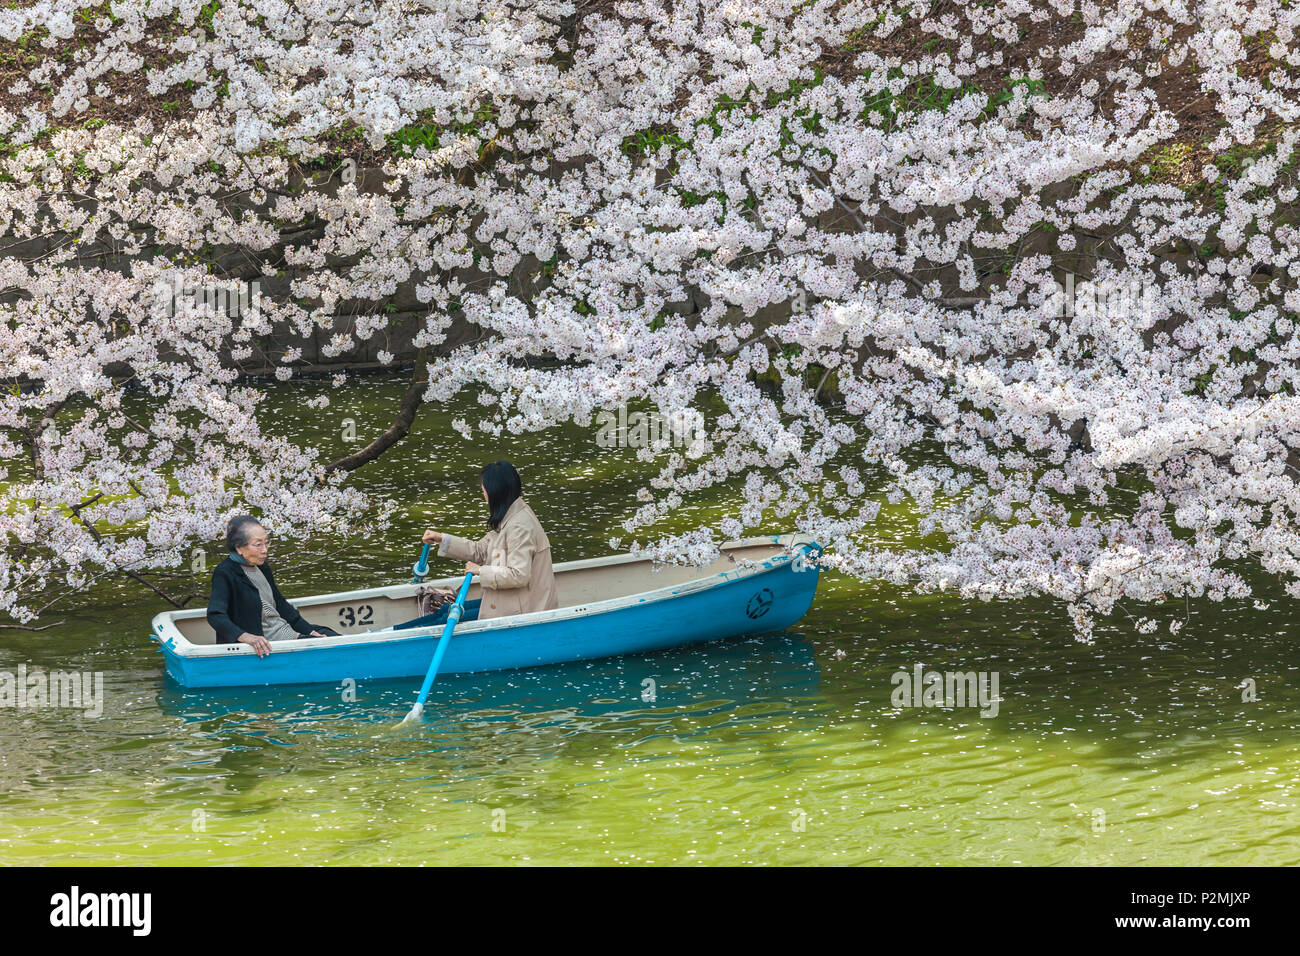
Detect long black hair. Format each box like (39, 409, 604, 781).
(480, 460, 522, 531)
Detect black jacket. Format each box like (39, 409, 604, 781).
(207, 555, 318, 644)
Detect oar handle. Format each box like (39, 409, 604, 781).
(412, 542, 432, 583)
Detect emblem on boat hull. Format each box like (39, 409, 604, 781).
(746, 588, 775, 619)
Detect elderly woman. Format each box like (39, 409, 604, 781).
(422, 460, 558, 621)
(207, 515, 340, 657)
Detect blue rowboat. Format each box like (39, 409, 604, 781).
(150, 534, 823, 689)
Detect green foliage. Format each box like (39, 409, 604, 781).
(697, 89, 751, 138)
(387, 125, 439, 155)
(199, 0, 221, 32)
(985, 78, 1046, 116)
(843, 7, 903, 50)
(765, 66, 826, 109)
(858, 70, 1045, 127)
(455, 102, 497, 137)
(1215, 143, 1264, 177)
(1141, 142, 1192, 185)
(677, 189, 732, 225)
(386, 103, 497, 156)
(1202, 139, 1291, 213)
(739, 20, 768, 46)
(622, 125, 688, 161)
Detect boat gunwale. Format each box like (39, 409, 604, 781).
(151, 533, 820, 659)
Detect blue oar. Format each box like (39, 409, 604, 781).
(399, 570, 474, 726)
(412, 542, 432, 583)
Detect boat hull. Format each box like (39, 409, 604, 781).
(155, 537, 821, 689)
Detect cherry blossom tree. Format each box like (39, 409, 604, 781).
(1, 0, 1298, 640)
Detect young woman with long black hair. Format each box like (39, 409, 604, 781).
(422, 460, 558, 621)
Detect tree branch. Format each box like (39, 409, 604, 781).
(323, 347, 428, 475)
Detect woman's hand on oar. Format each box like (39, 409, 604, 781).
(414, 532, 443, 582)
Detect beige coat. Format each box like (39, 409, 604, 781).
(438, 496, 559, 620)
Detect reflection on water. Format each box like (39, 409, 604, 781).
(0, 380, 1297, 865)
(152, 630, 821, 740)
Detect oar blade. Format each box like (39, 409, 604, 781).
(397, 701, 424, 727)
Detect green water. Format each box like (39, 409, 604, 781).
(1, 378, 1297, 865)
